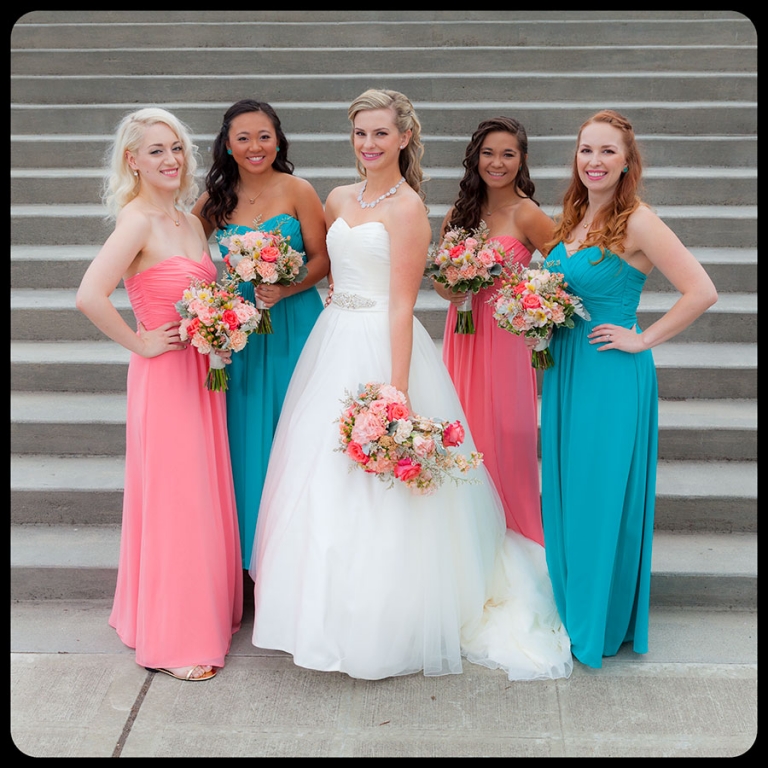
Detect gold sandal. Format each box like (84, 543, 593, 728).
(146, 665, 217, 681)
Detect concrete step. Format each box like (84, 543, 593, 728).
(10, 134, 758, 171)
(10, 102, 758, 138)
(10, 11, 756, 49)
(8, 595, 758, 670)
(10, 166, 758, 208)
(11, 72, 757, 106)
(9, 523, 757, 610)
(10, 245, 756, 293)
(11, 338, 757, 399)
(10, 391, 757, 462)
(10, 44, 759, 77)
(9, 203, 759, 248)
(11, 453, 756, 533)
(8, 598, 757, 760)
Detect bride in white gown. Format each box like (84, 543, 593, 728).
(250, 89, 572, 681)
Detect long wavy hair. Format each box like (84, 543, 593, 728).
(546, 109, 643, 260)
(102, 107, 199, 221)
(447, 116, 539, 231)
(201, 99, 294, 230)
(348, 88, 426, 203)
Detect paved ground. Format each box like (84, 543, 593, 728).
(11, 580, 757, 758)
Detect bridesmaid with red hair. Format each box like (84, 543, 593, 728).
(539, 109, 717, 667)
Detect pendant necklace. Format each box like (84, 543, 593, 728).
(244, 180, 272, 205)
(358, 176, 406, 209)
(485, 200, 510, 216)
(146, 200, 180, 226)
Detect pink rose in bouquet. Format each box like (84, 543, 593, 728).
(217, 219, 308, 334)
(442, 420, 465, 448)
(175, 277, 261, 391)
(425, 221, 508, 334)
(336, 382, 483, 495)
(394, 458, 422, 483)
(490, 264, 590, 370)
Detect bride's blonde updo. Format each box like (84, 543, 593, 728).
(347, 89, 426, 202)
(102, 107, 199, 221)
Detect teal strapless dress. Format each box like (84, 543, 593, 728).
(216, 214, 323, 569)
(539, 242, 658, 668)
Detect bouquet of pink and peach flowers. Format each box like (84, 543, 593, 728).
(490, 264, 590, 370)
(175, 277, 261, 391)
(218, 220, 308, 334)
(425, 221, 507, 334)
(336, 381, 483, 495)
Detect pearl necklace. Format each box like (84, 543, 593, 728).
(357, 176, 405, 209)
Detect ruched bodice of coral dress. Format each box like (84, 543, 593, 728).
(250, 219, 572, 681)
(109, 252, 243, 670)
(442, 234, 543, 545)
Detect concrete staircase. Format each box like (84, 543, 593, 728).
(11, 11, 756, 617)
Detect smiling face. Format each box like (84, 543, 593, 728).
(352, 107, 409, 174)
(576, 121, 628, 197)
(477, 131, 523, 190)
(226, 111, 279, 176)
(126, 122, 184, 191)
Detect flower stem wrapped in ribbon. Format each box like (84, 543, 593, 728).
(337, 382, 483, 495)
(490, 264, 590, 370)
(175, 276, 261, 391)
(217, 219, 308, 335)
(425, 221, 507, 335)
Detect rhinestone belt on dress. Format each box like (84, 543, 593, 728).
(331, 291, 376, 309)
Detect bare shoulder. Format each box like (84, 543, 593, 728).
(385, 189, 431, 241)
(284, 173, 321, 201)
(185, 210, 208, 240)
(625, 202, 674, 249)
(115, 200, 151, 234)
(628, 202, 661, 229)
(392, 187, 429, 222)
(325, 182, 358, 206)
(323, 183, 351, 225)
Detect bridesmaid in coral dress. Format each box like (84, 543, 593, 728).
(432, 117, 555, 545)
(76, 108, 242, 682)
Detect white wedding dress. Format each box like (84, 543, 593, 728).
(250, 217, 572, 681)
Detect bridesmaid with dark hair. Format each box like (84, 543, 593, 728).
(432, 116, 555, 545)
(193, 99, 330, 572)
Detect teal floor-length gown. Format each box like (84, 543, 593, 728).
(216, 214, 323, 569)
(540, 242, 658, 668)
